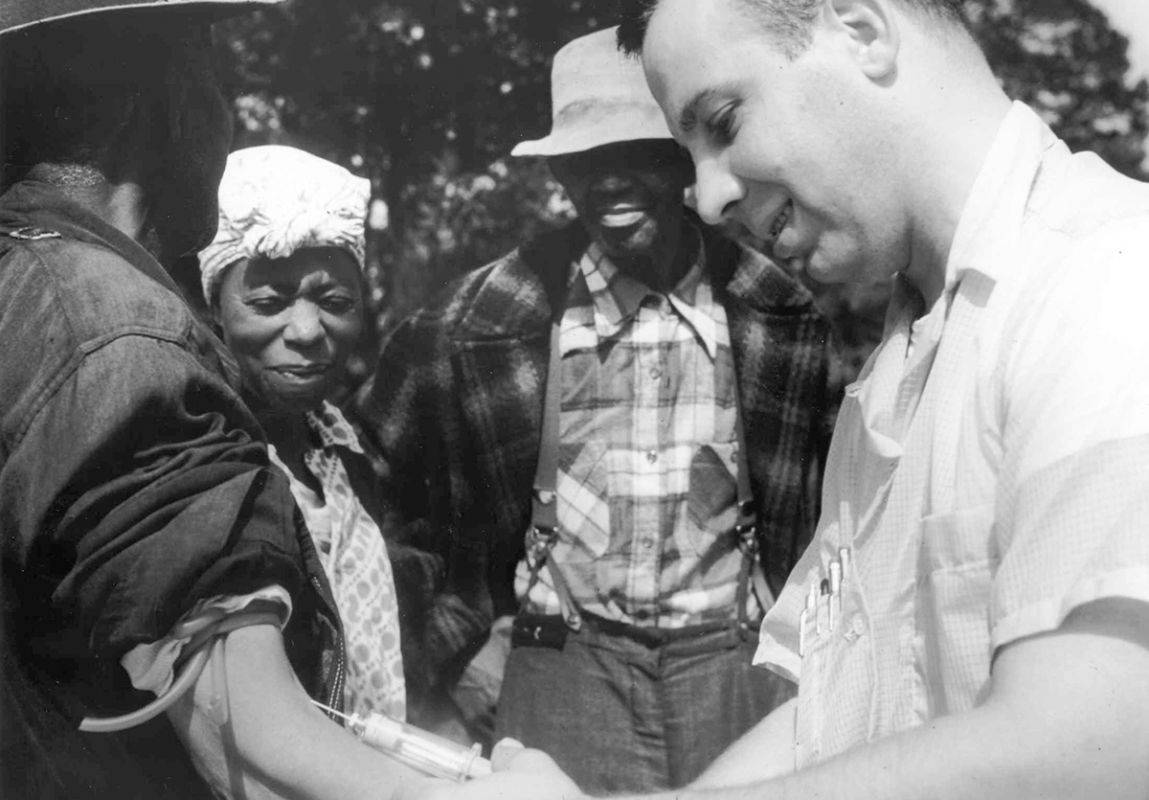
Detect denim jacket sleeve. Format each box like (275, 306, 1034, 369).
(3, 332, 312, 659)
(0, 231, 314, 666)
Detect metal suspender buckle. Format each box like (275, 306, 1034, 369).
(734, 517, 775, 623)
(525, 525, 558, 568)
(735, 522, 759, 556)
(522, 524, 583, 632)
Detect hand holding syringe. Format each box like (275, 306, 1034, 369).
(313, 701, 492, 782)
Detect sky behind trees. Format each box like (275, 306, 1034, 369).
(1091, 0, 1149, 171)
(1090, 0, 1149, 82)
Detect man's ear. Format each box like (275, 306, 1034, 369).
(207, 278, 225, 329)
(825, 0, 899, 82)
(208, 296, 225, 331)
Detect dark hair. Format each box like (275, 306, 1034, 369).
(1, 12, 230, 258)
(618, 0, 967, 56)
(2, 14, 174, 186)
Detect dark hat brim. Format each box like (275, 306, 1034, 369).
(1, 0, 281, 35)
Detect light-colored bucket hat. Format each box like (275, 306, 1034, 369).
(1, 0, 280, 35)
(511, 25, 672, 158)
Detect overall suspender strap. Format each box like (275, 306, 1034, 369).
(526, 319, 583, 631)
(732, 409, 775, 633)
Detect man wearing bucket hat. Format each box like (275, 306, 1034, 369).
(356, 26, 840, 793)
(0, 5, 574, 800)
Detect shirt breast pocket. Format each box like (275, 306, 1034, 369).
(686, 442, 738, 534)
(793, 568, 878, 768)
(917, 503, 998, 715)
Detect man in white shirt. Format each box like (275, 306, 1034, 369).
(489, 0, 1149, 797)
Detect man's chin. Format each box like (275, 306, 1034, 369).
(792, 246, 863, 286)
(798, 260, 845, 288)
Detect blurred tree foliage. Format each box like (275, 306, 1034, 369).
(970, 0, 1149, 177)
(216, 0, 1149, 372)
(216, 0, 613, 330)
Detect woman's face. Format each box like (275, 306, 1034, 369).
(215, 246, 364, 413)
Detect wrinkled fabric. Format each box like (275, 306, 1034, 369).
(197, 145, 370, 302)
(0, 181, 340, 799)
(122, 586, 292, 696)
(514, 236, 758, 628)
(495, 618, 792, 794)
(269, 402, 406, 720)
(354, 220, 841, 684)
(757, 102, 1149, 768)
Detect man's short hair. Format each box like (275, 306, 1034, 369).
(0, 13, 201, 187)
(617, 0, 967, 57)
(2, 12, 229, 261)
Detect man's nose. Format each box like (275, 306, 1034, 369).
(283, 302, 323, 346)
(590, 173, 636, 195)
(693, 159, 743, 226)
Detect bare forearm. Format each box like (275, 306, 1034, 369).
(615, 601, 1149, 800)
(167, 624, 442, 800)
(688, 698, 796, 789)
(672, 705, 1127, 800)
(618, 707, 1144, 800)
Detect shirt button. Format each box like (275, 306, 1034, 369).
(851, 615, 865, 636)
(646, 449, 658, 464)
(649, 366, 662, 380)
(641, 538, 655, 549)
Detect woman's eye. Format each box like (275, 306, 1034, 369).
(318, 294, 356, 314)
(246, 295, 287, 314)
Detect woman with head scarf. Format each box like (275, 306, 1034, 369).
(198, 145, 405, 721)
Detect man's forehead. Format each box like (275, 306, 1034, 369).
(642, 0, 707, 74)
(641, 0, 743, 135)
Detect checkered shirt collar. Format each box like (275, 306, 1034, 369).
(568, 225, 723, 359)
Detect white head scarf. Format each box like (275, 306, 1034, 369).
(197, 145, 370, 304)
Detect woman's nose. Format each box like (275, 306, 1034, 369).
(283, 302, 324, 346)
(693, 159, 743, 226)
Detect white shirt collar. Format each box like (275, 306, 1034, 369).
(945, 102, 1061, 291)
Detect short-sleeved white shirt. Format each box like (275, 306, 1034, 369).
(755, 102, 1149, 768)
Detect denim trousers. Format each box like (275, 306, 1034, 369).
(493, 614, 795, 794)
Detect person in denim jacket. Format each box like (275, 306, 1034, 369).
(0, 8, 569, 800)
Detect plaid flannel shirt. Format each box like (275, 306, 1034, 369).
(355, 221, 842, 682)
(515, 237, 759, 627)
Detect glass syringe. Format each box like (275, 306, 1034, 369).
(313, 701, 492, 782)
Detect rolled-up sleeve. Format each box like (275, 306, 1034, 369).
(122, 585, 293, 696)
(1, 333, 310, 660)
